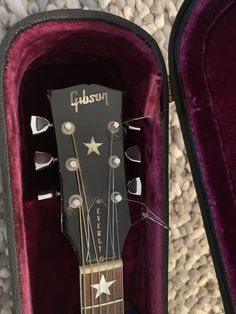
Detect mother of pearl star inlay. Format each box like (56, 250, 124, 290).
(91, 274, 116, 299)
(83, 137, 103, 155)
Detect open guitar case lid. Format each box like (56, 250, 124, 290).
(0, 0, 235, 313)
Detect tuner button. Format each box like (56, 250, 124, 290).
(125, 146, 141, 163)
(34, 151, 57, 171)
(65, 158, 79, 171)
(113, 157, 121, 166)
(111, 192, 123, 203)
(108, 121, 120, 134)
(31, 116, 52, 135)
(109, 155, 121, 168)
(128, 178, 142, 196)
(127, 124, 141, 131)
(69, 194, 83, 209)
(65, 122, 73, 130)
(38, 191, 60, 201)
(61, 121, 75, 135)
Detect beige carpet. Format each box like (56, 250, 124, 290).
(0, 0, 224, 313)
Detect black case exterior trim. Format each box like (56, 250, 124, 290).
(169, 1, 235, 313)
(0, 9, 169, 314)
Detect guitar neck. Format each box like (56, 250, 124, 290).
(47, 84, 132, 313)
(80, 259, 124, 314)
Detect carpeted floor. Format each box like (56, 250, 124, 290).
(0, 0, 224, 313)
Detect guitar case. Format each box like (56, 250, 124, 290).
(0, 0, 235, 313)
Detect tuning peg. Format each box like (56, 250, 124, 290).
(38, 191, 60, 201)
(126, 121, 141, 131)
(30, 116, 53, 135)
(125, 146, 141, 163)
(34, 151, 57, 171)
(127, 124, 141, 131)
(128, 178, 142, 196)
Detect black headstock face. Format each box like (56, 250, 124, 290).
(47, 84, 130, 265)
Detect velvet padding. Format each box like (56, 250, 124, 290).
(2, 12, 165, 314)
(179, 0, 236, 310)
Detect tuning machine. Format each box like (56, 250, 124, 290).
(38, 191, 60, 201)
(127, 125, 141, 131)
(125, 146, 141, 163)
(31, 116, 53, 135)
(34, 151, 58, 171)
(126, 120, 141, 132)
(128, 177, 142, 196)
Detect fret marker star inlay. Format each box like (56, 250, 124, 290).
(83, 137, 103, 155)
(91, 274, 116, 299)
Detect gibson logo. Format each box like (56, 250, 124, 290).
(71, 89, 110, 112)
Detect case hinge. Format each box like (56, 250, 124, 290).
(168, 75, 174, 103)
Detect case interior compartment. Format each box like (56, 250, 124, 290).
(173, 0, 236, 311)
(2, 16, 166, 314)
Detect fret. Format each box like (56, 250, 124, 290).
(83, 299, 123, 309)
(80, 260, 124, 314)
(82, 301, 124, 314)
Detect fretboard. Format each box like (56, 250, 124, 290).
(80, 260, 124, 314)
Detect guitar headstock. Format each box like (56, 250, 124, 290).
(32, 84, 139, 265)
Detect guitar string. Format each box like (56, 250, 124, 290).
(122, 113, 158, 126)
(81, 202, 95, 314)
(74, 115, 158, 312)
(99, 199, 123, 313)
(79, 202, 86, 313)
(122, 197, 170, 230)
(111, 123, 130, 313)
(132, 212, 170, 228)
(79, 210, 87, 314)
(73, 140, 103, 314)
(115, 201, 123, 312)
(79, 185, 97, 314)
(88, 113, 158, 129)
(73, 129, 115, 314)
(73, 143, 102, 314)
(106, 132, 122, 314)
(71, 123, 123, 313)
(76, 112, 161, 314)
(105, 132, 113, 314)
(109, 130, 126, 313)
(105, 132, 123, 313)
(72, 134, 100, 314)
(71, 134, 93, 314)
(86, 200, 103, 314)
(71, 140, 88, 312)
(115, 111, 167, 313)
(112, 165, 117, 314)
(72, 134, 100, 260)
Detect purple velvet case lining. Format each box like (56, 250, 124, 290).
(0, 10, 168, 314)
(170, 0, 236, 312)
